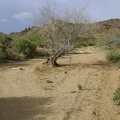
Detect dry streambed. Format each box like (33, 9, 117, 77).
(0, 47, 120, 120)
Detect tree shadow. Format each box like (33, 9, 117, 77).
(0, 58, 45, 72)
(68, 51, 93, 54)
(60, 61, 111, 68)
(0, 61, 29, 70)
(59, 52, 92, 60)
(0, 96, 53, 120)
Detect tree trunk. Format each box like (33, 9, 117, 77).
(46, 57, 60, 67)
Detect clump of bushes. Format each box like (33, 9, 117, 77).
(0, 36, 13, 61)
(106, 36, 120, 48)
(106, 49, 120, 62)
(77, 40, 96, 47)
(0, 33, 47, 62)
(105, 35, 120, 68)
(11, 39, 36, 58)
(77, 35, 96, 47)
(113, 86, 120, 105)
(0, 44, 7, 61)
(97, 35, 120, 49)
(116, 61, 120, 68)
(36, 48, 49, 57)
(28, 32, 46, 47)
(96, 36, 110, 48)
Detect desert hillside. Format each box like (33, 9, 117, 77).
(7, 18, 120, 40)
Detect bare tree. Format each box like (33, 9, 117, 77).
(33, 3, 93, 67)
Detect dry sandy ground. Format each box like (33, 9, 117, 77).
(0, 46, 120, 120)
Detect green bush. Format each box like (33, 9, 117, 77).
(0, 36, 13, 47)
(106, 49, 120, 62)
(0, 36, 13, 61)
(77, 35, 96, 47)
(11, 39, 36, 57)
(9, 52, 26, 60)
(35, 66, 41, 72)
(113, 87, 120, 104)
(77, 40, 96, 47)
(28, 32, 45, 47)
(77, 83, 82, 91)
(0, 44, 7, 61)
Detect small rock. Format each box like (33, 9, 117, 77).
(46, 80, 53, 83)
(71, 91, 76, 93)
(64, 71, 67, 74)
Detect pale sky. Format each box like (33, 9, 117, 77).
(0, 0, 120, 34)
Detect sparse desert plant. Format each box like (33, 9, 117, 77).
(77, 83, 82, 91)
(43, 85, 53, 90)
(35, 66, 41, 72)
(106, 49, 120, 62)
(113, 86, 120, 105)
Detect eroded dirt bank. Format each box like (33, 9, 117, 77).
(0, 47, 120, 120)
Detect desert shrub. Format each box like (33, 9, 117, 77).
(0, 44, 7, 61)
(0, 36, 13, 47)
(0, 36, 13, 61)
(77, 40, 96, 47)
(77, 83, 82, 91)
(96, 37, 110, 47)
(106, 49, 120, 62)
(77, 35, 96, 47)
(11, 39, 36, 57)
(106, 36, 120, 48)
(35, 66, 41, 72)
(10, 52, 26, 60)
(113, 86, 120, 104)
(28, 32, 46, 47)
(116, 61, 120, 68)
(97, 35, 120, 49)
(2, 36, 13, 47)
(36, 48, 49, 57)
(0, 38, 3, 44)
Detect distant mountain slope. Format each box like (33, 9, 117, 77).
(5, 18, 120, 40)
(94, 18, 120, 39)
(9, 26, 39, 39)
